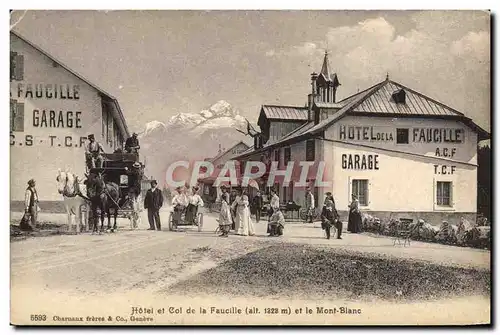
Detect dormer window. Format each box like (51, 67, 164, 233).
(392, 89, 406, 104)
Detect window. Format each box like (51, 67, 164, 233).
(352, 179, 369, 206)
(10, 99, 24, 132)
(306, 139, 315, 161)
(10, 52, 24, 81)
(101, 102, 107, 140)
(239, 161, 245, 176)
(321, 110, 328, 121)
(113, 123, 119, 149)
(120, 175, 129, 185)
(274, 148, 281, 167)
(396, 128, 409, 144)
(107, 116, 113, 145)
(289, 181, 294, 202)
(284, 147, 291, 166)
(436, 181, 452, 206)
(283, 186, 287, 202)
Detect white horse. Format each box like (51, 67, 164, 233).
(128, 193, 142, 229)
(55, 169, 89, 233)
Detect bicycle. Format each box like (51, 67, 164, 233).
(299, 207, 322, 222)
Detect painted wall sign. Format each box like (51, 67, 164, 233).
(434, 165, 456, 175)
(14, 83, 80, 100)
(434, 148, 457, 158)
(341, 154, 380, 170)
(32, 110, 82, 128)
(412, 128, 463, 143)
(10, 133, 87, 148)
(339, 125, 394, 142)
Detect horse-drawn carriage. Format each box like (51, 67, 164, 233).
(85, 152, 144, 233)
(168, 206, 204, 232)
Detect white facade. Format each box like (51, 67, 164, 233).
(10, 33, 128, 208)
(323, 115, 478, 221)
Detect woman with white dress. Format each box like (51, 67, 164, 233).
(242, 190, 256, 236)
(235, 189, 255, 236)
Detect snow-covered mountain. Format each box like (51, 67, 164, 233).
(139, 101, 253, 183)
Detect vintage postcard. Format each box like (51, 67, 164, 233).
(9, 10, 491, 326)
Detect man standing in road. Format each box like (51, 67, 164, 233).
(144, 180, 163, 231)
(23, 179, 39, 230)
(305, 187, 315, 223)
(252, 191, 263, 223)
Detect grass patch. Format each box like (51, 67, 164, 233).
(168, 244, 490, 302)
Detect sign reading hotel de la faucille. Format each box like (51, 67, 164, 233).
(10, 83, 90, 148)
(339, 125, 464, 175)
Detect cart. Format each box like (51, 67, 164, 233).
(168, 206, 204, 232)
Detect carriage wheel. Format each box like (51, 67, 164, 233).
(197, 213, 203, 232)
(299, 208, 307, 222)
(168, 213, 174, 231)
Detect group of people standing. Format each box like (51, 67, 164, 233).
(217, 185, 256, 237)
(171, 184, 205, 226)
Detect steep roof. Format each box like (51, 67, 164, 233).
(10, 30, 130, 138)
(260, 105, 309, 121)
(318, 51, 340, 86)
(235, 78, 490, 159)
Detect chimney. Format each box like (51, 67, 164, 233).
(308, 72, 318, 122)
(218, 143, 222, 154)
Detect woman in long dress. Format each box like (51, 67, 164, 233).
(218, 186, 232, 237)
(239, 190, 255, 236)
(231, 189, 243, 233)
(347, 194, 362, 233)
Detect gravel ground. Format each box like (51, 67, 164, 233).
(169, 244, 490, 302)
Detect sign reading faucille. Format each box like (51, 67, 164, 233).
(338, 125, 465, 144)
(15, 83, 80, 100)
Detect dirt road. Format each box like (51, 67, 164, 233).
(10, 207, 491, 325)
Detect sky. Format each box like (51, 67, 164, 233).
(11, 10, 490, 133)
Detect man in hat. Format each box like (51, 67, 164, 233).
(321, 199, 342, 240)
(125, 132, 140, 154)
(24, 179, 39, 229)
(305, 186, 315, 223)
(144, 180, 164, 230)
(252, 191, 263, 223)
(85, 134, 104, 169)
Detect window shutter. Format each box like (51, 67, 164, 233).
(10, 52, 17, 81)
(368, 181, 372, 205)
(450, 182, 454, 207)
(15, 54, 24, 81)
(348, 177, 352, 205)
(433, 178, 436, 207)
(10, 99, 16, 131)
(14, 102, 24, 132)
